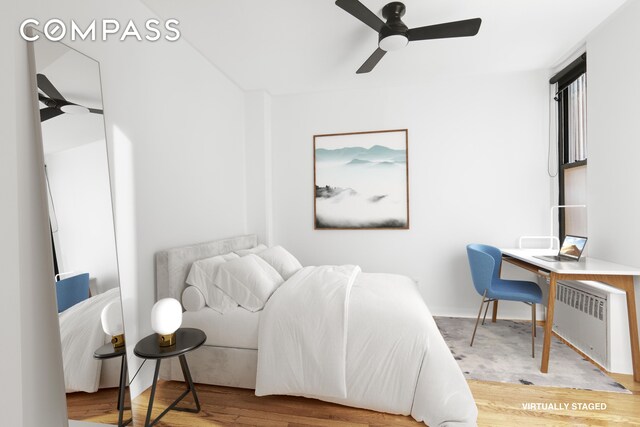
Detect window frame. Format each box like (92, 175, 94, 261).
(550, 54, 587, 241)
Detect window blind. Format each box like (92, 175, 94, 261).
(566, 74, 587, 163)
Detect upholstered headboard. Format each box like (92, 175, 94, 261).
(155, 234, 257, 301)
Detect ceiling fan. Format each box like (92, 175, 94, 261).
(335, 0, 482, 74)
(37, 73, 103, 122)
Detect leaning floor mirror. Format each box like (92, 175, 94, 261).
(28, 31, 132, 426)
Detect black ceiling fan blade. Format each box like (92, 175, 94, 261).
(40, 107, 65, 122)
(38, 93, 57, 108)
(407, 18, 482, 42)
(356, 48, 387, 74)
(88, 108, 103, 115)
(37, 74, 66, 101)
(335, 0, 387, 33)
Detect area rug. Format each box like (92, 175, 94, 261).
(434, 316, 629, 393)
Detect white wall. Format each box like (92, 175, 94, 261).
(587, 0, 640, 327)
(270, 71, 550, 318)
(0, 3, 26, 425)
(46, 140, 120, 294)
(245, 91, 273, 245)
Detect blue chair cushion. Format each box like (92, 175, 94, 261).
(56, 273, 90, 313)
(489, 279, 543, 304)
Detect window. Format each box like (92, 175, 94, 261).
(550, 54, 587, 241)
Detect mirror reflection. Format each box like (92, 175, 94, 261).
(31, 33, 131, 426)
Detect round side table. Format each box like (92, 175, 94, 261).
(134, 327, 206, 427)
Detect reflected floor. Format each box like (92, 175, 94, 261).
(67, 387, 131, 426)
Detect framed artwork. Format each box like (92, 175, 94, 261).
(314, 129, 409, 229)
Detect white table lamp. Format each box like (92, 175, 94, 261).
(101, 300, 125, 348)
(151, 298, 182, 347)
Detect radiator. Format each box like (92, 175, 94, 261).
(552, 280, 633, 374)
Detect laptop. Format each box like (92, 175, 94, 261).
(533, 235, 588, 262)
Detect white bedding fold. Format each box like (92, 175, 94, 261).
(256, 265, 360, 399)
(59, 288, 119, 393)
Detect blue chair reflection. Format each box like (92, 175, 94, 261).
(56, 272, 90, 313)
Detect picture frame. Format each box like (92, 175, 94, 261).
(314, 129, 409, 230)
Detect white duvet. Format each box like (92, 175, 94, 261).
(59, 287, 118, 393)
(256, 266, 477, 426)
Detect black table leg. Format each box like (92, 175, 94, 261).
(117, 356, 132, 426)
(145, 359, 162, 427)
(144, 356, 200, 426)
(178, 354, 200, 412)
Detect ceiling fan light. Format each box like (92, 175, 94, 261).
(60, 104, 90, 115)
(379, 34, 408, 52)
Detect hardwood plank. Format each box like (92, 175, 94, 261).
(131, 381, 417, 426)
(469, 379, 640, 425)
(66, 387, 132, 425)
(69, 376, 640, 426)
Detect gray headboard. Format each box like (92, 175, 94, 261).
(155, 234, 257, 301)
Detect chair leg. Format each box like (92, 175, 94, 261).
(470, 290, 487, 347)
(533, 303, 537, 337)
(481, 299, 491, 325)
(531, 303, 536, 358)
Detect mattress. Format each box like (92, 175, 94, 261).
(182, 306, 259, 349)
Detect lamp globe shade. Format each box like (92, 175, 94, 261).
(151, 298, 182, 335)
(101, 300, 124, 336)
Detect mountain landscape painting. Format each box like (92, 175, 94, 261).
(314, 129, 409, 229)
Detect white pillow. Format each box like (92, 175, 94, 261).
(214, 254, 284, 312)
(181, 286, 205, 312)
(185, 255, 238, 313)
(257, 246, 302, 280)
(235, 244, 268, 257)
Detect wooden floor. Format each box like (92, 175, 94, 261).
(67, 387, 132, 426)
(68, 374, 640, 426)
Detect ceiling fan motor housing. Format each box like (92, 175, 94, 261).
(379, 2, 409, 51)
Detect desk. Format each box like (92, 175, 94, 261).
(501, 249, 640, 383)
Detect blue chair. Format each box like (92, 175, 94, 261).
(466, 244, 543, 357)
(55, 273, 90, 313)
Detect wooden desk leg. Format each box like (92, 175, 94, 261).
(621, 276, 640, 382)
(541, 273, 557, 373)
(492, 300, 498, 323)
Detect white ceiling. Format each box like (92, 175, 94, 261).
(144, 0, 626, 95)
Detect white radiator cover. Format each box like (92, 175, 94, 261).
(552, 280, 633, 374)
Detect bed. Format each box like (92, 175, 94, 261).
(156, 235, 477, 426)
(59, 287, 122, 393)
